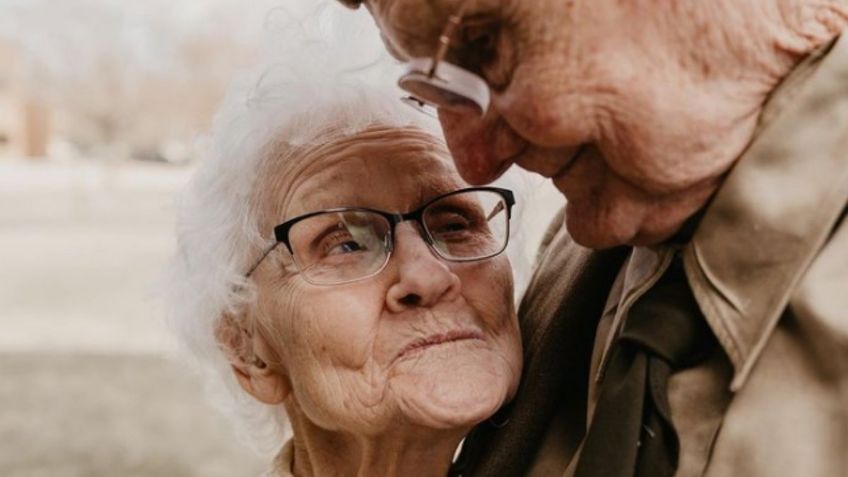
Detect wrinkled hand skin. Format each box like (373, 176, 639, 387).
(351, 0, 848, 248)
(247, 127, 523, 476)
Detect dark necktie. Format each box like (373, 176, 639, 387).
(574, 256, 717, 477)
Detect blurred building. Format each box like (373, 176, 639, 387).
(0, 40, 50, 159)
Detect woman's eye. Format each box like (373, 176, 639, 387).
(436, 221, 469, 233)
(329, 240, 364, 255)
(320, 231, 368, 256)
(431, 214, 473, 236)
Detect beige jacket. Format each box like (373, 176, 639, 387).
(459, 32, 848, 477)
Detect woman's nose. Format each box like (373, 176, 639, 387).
(385, 223, 461, 313)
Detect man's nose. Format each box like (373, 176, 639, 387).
(385, 223, 461, 313)
(438, 108, 527, 185)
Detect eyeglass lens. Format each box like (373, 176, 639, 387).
(399, 71, 485, 113)
(422, 189, 508, 260)
(287, 211, 392, 285)
(398, 61, 490, 115)
(285, 190, 509, 285)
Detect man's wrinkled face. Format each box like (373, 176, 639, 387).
(358, 0, 748, 247)
(250, 127, 522, 435)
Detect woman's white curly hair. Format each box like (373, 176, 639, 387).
(165, 0, 539, 455)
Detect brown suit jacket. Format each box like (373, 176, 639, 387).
(455, 214, 629, 476)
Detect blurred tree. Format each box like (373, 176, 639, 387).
(0, 0, 295, 161)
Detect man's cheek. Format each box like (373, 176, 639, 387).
(498, 61, 599, 146)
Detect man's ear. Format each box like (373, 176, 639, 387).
(216, 312, 291, 405)
(337, 0, 363, 10)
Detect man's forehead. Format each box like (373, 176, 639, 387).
(365, 0, 458, 58)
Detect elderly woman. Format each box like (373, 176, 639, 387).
(167, 19, 523, 474)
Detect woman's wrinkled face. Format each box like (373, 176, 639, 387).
(250, 126, 522, 435)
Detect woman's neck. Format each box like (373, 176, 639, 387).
(283, 405, 467, 477)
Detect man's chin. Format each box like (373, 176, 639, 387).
(564, 202, 681, 249)
(565, 203, 632, 249)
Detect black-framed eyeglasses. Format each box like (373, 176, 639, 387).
(246, 186, 515, 286)
(397, 0, 491, 116)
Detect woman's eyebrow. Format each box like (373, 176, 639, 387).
(423, 194, 484, 217)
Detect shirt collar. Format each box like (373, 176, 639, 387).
(683, 32, 848, 391)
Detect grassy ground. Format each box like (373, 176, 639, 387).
(0, 352, 264, 477)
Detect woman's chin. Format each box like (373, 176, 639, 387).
(389, 348, 516, 430)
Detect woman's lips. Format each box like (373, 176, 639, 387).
(394, 330, 484, 362)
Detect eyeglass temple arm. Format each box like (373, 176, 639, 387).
(486, 201, 506, 221)
(427, 1, 470, 78)
(245, 242, 280, 278)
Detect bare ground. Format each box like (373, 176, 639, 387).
(0, 352, 264, 477)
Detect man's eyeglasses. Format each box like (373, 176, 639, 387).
(246, 187, 515, 286)
(397, 0, 490, 116)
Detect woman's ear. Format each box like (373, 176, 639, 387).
(216, 311, 291, 405)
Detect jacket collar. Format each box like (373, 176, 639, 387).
(683, 32, 848, 391)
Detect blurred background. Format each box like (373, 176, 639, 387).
(0, 1, 563, 476)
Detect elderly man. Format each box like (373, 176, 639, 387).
(336, 1, 848, 476)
